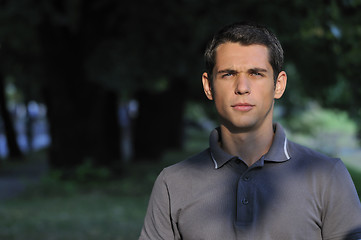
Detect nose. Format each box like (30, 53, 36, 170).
(235, 74, 250, 95)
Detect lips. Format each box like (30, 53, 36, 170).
(231, 103, 254, 112)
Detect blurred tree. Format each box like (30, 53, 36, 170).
(0, 0, 360, 170)
(331, 1, 361, 136)
(0, 0, 121, 171)
(37, 0, 121, 170)
(0, 71, 22, 159)
(0, 0, 30, 160)
(276, 0, 361, 135)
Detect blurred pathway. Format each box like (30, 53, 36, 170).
(0, 157, 48, 201)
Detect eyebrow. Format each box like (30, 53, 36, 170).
(249, 67, 268, 73)
(216, 69, 238, 75)
(216, 67, 268, 74)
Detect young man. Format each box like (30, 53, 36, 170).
(139, 22, 361, 240)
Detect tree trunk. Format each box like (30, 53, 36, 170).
(39, 20, 120, 172)
(133, 80, 186, 161)
(0, 72, 22, 160)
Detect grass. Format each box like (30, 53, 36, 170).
(0, 193, 147, 240)
(0, 158, 169, 240)
(0, 128, 360, 240)
(0, 128, 209, 240)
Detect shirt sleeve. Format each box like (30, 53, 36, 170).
(139, 170, 178, 240)
(321, 159, 361, 240)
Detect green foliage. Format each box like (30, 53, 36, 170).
(185, 101, 217, 124)
(31, 160, 112, 197)
(283, 103, 358, 156)
(2, 0, 361, 170)
(1, 0, 361, 102)
(74, 160, 111, 183)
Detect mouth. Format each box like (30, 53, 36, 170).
(231, 103, 255, 112)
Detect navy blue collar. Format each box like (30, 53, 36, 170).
(209, 123, 291, 169)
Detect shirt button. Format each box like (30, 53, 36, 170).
(243, 176, 250, 181)
(241, 198, 249, 205)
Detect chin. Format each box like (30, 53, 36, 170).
(223, 121, 258, 133)
(232, 125, 257, 133)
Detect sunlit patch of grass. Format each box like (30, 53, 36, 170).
(0, 184, 149, 240)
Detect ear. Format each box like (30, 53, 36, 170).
(202, 72, 213, 100)
(274, 71, 287, 99)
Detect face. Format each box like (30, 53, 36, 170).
(202, 42, 287, 133)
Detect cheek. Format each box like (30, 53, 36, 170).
(258, 83, 275, 97)
(213, 96, 223, 110)
(213, 94, 228, 114)
(212, 82, 232, 99)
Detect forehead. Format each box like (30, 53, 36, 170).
(214, 43, 271, 71)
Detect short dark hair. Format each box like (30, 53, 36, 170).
(204, 22, 284, 82)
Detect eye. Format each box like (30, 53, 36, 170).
(222, 73, 233, 77)
(250, 71, 264, 77)
(221, 72, 236, 78)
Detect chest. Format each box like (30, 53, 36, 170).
(170, 166, 323, 240)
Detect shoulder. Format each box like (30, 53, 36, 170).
(288, 140, 340, 165)
(159, 148, 214, 184)
(286, 140, 348, 179)
(286, 140, 358, 205)
(288, 142, 361, 239)
(164, 148, 213, 173)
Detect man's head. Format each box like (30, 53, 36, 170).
(201, 22, 287, 133)
(204, 22, 284, 83)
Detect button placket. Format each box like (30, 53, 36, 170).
(241, 198, 249, 205)
(236, 169, 255, 224)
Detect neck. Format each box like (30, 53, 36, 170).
(219, 123, 274, 166)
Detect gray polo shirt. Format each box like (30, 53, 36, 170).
(139, 123, 361, 240)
